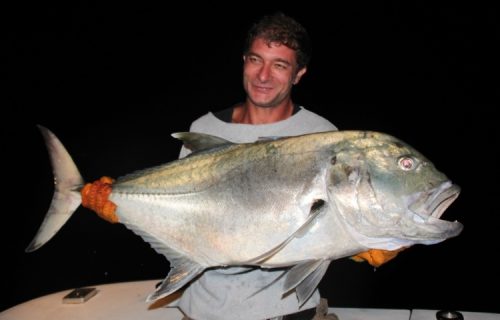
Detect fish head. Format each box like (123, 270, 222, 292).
(326, 131, 463, 251)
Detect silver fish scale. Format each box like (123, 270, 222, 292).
(110, 136, 336, 266)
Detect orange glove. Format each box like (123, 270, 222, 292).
(81, 176, 119, 223)
(351, 248, 406, 267)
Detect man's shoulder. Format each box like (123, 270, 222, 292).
(298, 107, 330, 120)
(189, 112, 219, 130)
(296, 107, 337, 131)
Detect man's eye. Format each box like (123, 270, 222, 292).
(248, 57, 260, 63)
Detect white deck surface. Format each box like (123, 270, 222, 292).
(1, 280, 497, 320)
(410, 309, 500, 320)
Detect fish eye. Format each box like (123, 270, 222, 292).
(398, 156, 415, 171)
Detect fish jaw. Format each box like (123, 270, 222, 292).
(348, 181, 463, 251)
(407, 181, 463, 243)
(410, 181, 460, 220)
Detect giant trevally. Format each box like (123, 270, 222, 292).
(27, 125, 463, 306)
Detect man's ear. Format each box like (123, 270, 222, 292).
(293, 67, 307, 85)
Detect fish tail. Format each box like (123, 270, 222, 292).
(25, 125, 85, 252)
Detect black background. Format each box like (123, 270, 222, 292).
(3, 1, 498, 314)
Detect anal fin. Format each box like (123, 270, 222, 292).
(146, 256, 204, 302)
(119, 221, 206, 303)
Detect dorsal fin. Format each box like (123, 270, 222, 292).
(172, 132, 234, 153)
(257, 136, 288, 141)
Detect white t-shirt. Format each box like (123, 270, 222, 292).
(172, 106, 337, 320)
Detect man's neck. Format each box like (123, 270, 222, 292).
(232, 101, 295, 124)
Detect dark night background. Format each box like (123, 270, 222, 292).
(3, 1, 498, 315)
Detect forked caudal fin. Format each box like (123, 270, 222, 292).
(25, 125, 84, 252)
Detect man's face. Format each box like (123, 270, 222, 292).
(243, 37, 306, 108)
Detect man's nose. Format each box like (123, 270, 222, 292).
(257, 64, 272, 82)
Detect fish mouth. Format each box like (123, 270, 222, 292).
(428, 182, 460, 219)
(407, 181, 462, 241)
(410, 181, 461, 221)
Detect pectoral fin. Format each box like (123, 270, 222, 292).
(245, 199, 327, 265)
(283, 259, 331, 306)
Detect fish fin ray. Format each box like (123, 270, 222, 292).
(283, 260, 323, 293)
(146, 257, 205, 302)
(296, 199, 325, 238)
(121, 223, 205, 302)
(244, 199, 327, 265)
(172, 132, 234, 153)
(283, 260, 331, 307)
(257, 136, 289, 141)
(294, 260, 330, 306)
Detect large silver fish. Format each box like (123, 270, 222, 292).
(27, 125, 463, 306)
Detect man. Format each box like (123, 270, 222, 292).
(175, 13, 338, 320)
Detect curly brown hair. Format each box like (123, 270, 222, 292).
(244, 12, 312, 70)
